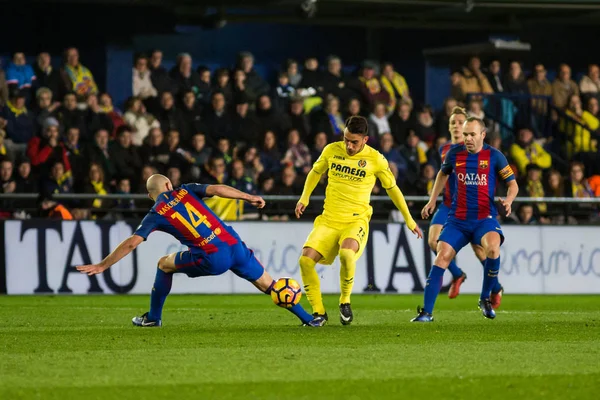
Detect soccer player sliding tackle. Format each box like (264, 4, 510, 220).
(429, 106, 504, 307)
(296, 116, 423, 325)
(77, 174, 326, 327)
(414, 117, 518, 322)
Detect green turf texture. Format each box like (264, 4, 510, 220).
(1, 294, 599, 400)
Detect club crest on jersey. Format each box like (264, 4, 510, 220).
(479, 160, 489, 169)
(358, 160, 367, 168)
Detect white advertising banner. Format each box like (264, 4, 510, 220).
(4, 220, 600, 295)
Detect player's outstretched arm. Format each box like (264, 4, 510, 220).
(206, 184, 265, 208)
(421, 170, 449, 219)
(76, 235, 144, 276)
(296, 169, 322, 218)
(386, 185, 423, 239)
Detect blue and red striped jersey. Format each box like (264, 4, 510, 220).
(134, 183, 239, 254)
(439, 142, 460, 208)
(441, 144, 515, 221)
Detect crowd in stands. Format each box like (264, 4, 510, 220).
(0, 49, 599, 223)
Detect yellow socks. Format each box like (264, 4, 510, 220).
(299, 255, 325, 315)
(339, 248, 356, 304)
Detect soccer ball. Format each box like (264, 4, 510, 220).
(270, 277, 302, 308)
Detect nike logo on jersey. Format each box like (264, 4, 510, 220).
(456, 162, 466, 166)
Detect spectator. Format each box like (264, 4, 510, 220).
(509, 127, 552, 175)
(148, 49, 173, 96)
(33, 87, 61, 134)
(543, 169, 570, 223)
(435, 97, 457, 139)
(165, 130, 187, 171)
(459, 56, 493, 96)
(281, 129, 311, 174)
(138, 165, 157, 193)
(299, 57, 323, 95)
(64, 127, 87, 190)
(212, 68, 233, 105)
(587, 97, 600, 119)
(113, 178, 135, 218)
(416, 164, 437, 196)
(379, 132, 407, 183)
(322, 55, 353, 104)
(61, 47, 98, 102)
(578, 64, 600, 101)
(552, 63, 579, 109)
(217, 137, 233, 166)
(15, 158, 38, 213)
(33, 52, 63, 101)
(427, 136, 448, 171)
(83, 162, 110, 219)
(515, 203, 539, 225)
(358, 61, 391, 110)
(237, 52, 270, 99)
(527, 63, 553, 137)
(369, 102, 391, 138)
(241, 145, 264, 182)
(169, 53, 202, 100)
(0, 129, 15, 162)
(0, 160, 16, 217)
(202, 156, 227, 184)
(257, 173, 279, 220)
(1, 89, 35, 155)
(414, 106, 437, 147)
(42, 161, 73, 197)
(398, 132, 427, 192)
(87, 129, 116, 183)
(273, 72, 295, 112)
(227, 159, 257, 195)
(5, 52, 36, 101)
(260, 130, 282, 174)
(505, 61, 529, 95)
(345, 97, 364, 119)
(186, 133, 212, 179)
(132, 53, 157, 100)
(287, 97, 310, 142)
(203, 91, 233, 145)
(84, 93, 114, 139)
(139, 127, 170, 173)
(156, 91, 184, 137)
(57, 92, 86, 140)
(273, 166, 300, 220)
(380, 62, 412, 110)
(123, 96, 160, 146)
(285, 58, 302, 88)
(232, 69, 255, 105)
(314, 95, 345, 142)
(388, 100, 414, 146)
(565, 161, 597, 222)
(99, 93, 125, 136)
(195, 66, 212, 105)
(450, 69, 467, 103)
(109, 126, 141, 186)
(311, 131, 328, 162)
(486, 60, 504, 93)
(231, 94, 260, 146)
(255, 94, 290, 142)
(180, 90, 204, 145)
(0, 65, 8, 106)
(561, 94, 599, 158)
(27, 117, 71, 177)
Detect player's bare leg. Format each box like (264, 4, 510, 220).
(298, 247, 327, 319)
(339, 238, 359, 325)
(132, 252, 178, 327)
(412, 242, 456, 322)
(472, 244, 503, 309)
(429, 224, 466, 299)
(478, 232, 502, 319)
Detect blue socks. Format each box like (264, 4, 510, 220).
(481, 257, 500, 300)
(447, 260, 463, 279)
(265, 279, 313, 324)
(424, 266, 445, 314)
(480, 258, 502, 294)
(148, 268, 173, 321)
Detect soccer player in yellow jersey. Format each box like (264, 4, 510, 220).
(295, 116, 423, 325)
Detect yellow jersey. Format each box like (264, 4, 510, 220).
(311, 141, 395, 226)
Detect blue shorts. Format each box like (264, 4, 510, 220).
(431, 204, 451, 226)
(438, 217, 505, 254)
(174, 242, 265, 282)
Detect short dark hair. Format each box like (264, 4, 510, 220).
(345, 116, 369, 136)
(465, 116, 486, 132)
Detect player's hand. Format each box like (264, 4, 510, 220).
(411, 225, 424, 239)
(247, 195, 265, 209)
(421, 201, 436, 219)
(76, 264, 108, 276)
(295, 201, 306, 219)
(500, 198, 512, 216)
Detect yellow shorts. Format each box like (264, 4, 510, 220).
(303, 215, 369, 265)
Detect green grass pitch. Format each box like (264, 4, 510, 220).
(1, 294, 599, 399)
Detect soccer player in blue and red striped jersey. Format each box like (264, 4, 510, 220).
(414, 117, 518, 321)
(428, 107, 503, 305)
(77, 174, 325, 327)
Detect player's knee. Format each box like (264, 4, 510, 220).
(157, 256, 170, 272)
(434, 248, 453, 267)
(486, 246, 500, 259)
(338, 248, 355, 266)
(299, 255, 316, 272)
